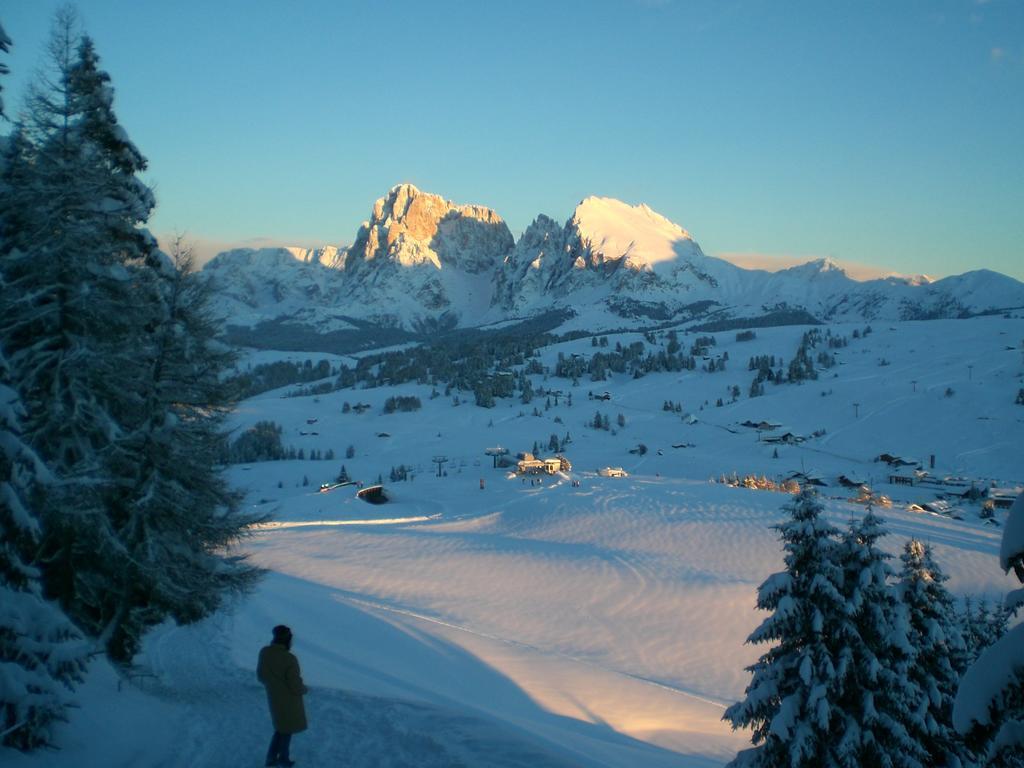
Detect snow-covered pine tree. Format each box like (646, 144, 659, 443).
(959, 596, 1009, 666)
(0, 11, 251, 663)
(0, 10, 143, 465)
(724, 487, 851, 767)
(1, 22, 89, 746)
(92, 240, 264, 660)
(954, 492, 1024, 766)
(64, 34, 157, 269)
(0, 349, 88, 749)
(895, 539, 971, 766)
(833, 511, 926, 768)
(0, 11, 159, 662)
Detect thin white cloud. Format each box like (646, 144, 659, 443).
(990, 46, 1007, 60)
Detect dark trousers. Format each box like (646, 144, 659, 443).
(266, 731, 292, 765)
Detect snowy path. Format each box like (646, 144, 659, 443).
(139, 614, 589, 768)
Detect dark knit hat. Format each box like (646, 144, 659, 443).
(272, 624, 292, 643)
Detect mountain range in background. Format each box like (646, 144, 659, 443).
(198, 184, 1024, 346)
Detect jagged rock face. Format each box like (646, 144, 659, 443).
(336, 184, 514, 325)
(347, 184, 513, 275)
(493, 214, 568, 312)
(495, 197, 729, 316)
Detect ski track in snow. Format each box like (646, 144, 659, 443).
(335, 587, 732, 711)
(253, 514, 441, 529)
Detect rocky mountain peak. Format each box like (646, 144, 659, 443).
(779, 257, 850, 281)
(324, 185, 515, 326)
(349, 183, 513, 274)
(284, 246, 346, 270)
(199, 186, 1024, 334)
(517, 214, 565, 252)
(492, 214, 570, 313)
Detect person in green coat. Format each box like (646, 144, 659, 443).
(257, 625, 308, 767)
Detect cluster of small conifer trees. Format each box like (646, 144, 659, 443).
(0, 12, 261, 749)
(748, 329, 849, 398)
(382, 395, 422, 413)
(529, 433, 571, 455)
(725, 488, 1023, 767)
(233, 358, 335, 399)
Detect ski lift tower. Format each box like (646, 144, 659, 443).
(484, 446, 509, 468)
(432, 455, 449, 478)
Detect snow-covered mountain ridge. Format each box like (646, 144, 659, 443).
(200, 184, 1024, 338)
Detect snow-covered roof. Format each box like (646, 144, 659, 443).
(991, 486, 1024, 499)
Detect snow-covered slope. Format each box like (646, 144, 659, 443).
(201, 247, 353, 331)
(550, 195, 1018, 326)
(567, 196, 705, 275)
(199, 186, 1024, 336)
(16, 315, 1023, 768)
(496, 198, 1024, 327)
(496, 196, 744, 321)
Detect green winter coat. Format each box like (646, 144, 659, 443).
(257, 643, 308, 734)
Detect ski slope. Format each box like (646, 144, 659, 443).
(8, 316, 1022, 767)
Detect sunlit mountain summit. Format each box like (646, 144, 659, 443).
(200, 184, 1024, 343)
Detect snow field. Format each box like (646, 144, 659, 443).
(9, 315, 1021, 767)
(231, 471, 1013, 766)
(234, 317, 1023, 493)
(215, 316, 1021, 764)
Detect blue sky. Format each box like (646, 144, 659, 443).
(3, 0, 1022, 279)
